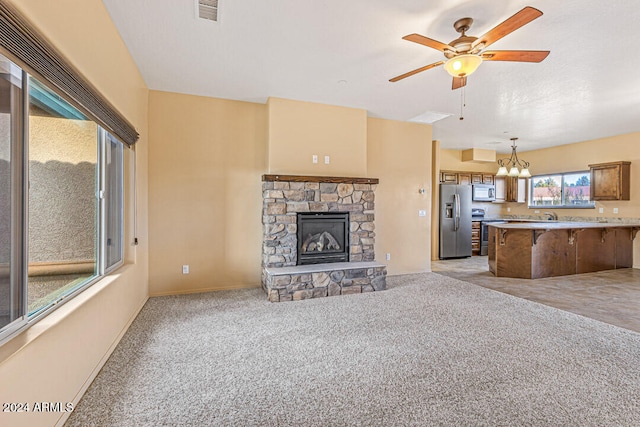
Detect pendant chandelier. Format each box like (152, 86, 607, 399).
(496, 137, 531, 178)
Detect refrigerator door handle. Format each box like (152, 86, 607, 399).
(454, 193, 460, 231)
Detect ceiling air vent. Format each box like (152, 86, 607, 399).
(197, 0, 218, 22)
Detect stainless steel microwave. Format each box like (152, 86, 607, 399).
(472, 184, 496, 201)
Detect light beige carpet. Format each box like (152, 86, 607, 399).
(66, 273, 640, 426)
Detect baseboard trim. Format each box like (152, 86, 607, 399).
(54, 295, 148, 427)
(150, 283, 261, 297)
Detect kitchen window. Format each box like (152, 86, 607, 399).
(529, 172, 595, 208)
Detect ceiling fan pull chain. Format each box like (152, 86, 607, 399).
(460, 86, 465, 120)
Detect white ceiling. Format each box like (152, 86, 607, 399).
(102, 0, 640, 153)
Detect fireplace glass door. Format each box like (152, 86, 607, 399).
(297, 213, 349, 265)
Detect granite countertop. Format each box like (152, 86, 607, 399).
(488, 221, 640, 230)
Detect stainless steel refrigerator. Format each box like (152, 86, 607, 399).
(439, 184, 472, 259)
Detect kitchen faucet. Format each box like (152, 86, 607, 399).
(544, 211, 558, 221)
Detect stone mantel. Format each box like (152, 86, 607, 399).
(262, 174, 379, 184)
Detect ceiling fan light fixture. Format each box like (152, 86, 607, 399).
(443, 54, 482, 77)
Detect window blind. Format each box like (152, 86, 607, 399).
(0, 1, 139, 146)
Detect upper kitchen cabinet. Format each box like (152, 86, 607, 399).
(472, 173, 494, 185)
(458, 173, 471, 185)
(440, 171, 458, 183)
(495, 176, 526, 203)
(441, 170, 494, 186)
(589, 161, 631, 201)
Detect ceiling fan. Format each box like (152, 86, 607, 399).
(389, 6, 550, 89)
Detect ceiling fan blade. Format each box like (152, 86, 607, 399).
(389, 61, 445, 82)
(481, 50, 550, 62)
(471, 6, 543, 50)
(452, 76, 467, 90)
(402, 34, 455, 52)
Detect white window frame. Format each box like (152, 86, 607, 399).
(528, 171, 595, 209)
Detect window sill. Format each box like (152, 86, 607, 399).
(528, 205, 596, 209)
(0, 265, 131, 359)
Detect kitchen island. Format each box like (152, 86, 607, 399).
(488, 222, 640, 279)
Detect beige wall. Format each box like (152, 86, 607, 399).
(440, 148, 499, 173)
(368, 118, 432, 274)
(148, 91, 267, 295)
(148, 94, 433, 294)
(267, 97, 367, 176)
(0, 1, 149, 427)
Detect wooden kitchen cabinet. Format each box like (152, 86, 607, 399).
(440, 171, 458, 183)
(458, 173, 471, 185)
(589, 161, 630, 201)
(502, 177, 527, 203)
(494, 176, 526, 203)
(440, 170, 496, 186)
(471, 221, 481, 255)
(488, 222, 636, 279)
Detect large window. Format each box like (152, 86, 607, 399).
(101, 130, 124, 271)
(0, 54, 125, 340)
(0, 57, 24, 334)
(529, 172, 595, 208)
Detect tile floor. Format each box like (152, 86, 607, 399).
(432, 256, 640, 333)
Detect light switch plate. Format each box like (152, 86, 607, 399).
(312, 155, 318, 164)
(324, 155, 330, 164)
(418, 210, 426, 217)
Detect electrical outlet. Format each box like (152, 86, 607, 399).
(507, 207, 511, 212)
(534, 210, 540, 214)
(613, 207, 619, 214)
(418, 210, 426, 217)
(324, 155, 330, 164)
(385, 253, 391, 261)
(182, 265, 189, 274)
(312, 155, 318, 164)
(599, 207, 604, 214)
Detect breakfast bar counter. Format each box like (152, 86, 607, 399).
(488, 222, 640, 279)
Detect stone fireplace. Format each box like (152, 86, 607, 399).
(261, 174, 387, 302)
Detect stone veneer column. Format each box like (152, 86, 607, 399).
(261, 175, 386, 301)
(262, 179, 376, 268)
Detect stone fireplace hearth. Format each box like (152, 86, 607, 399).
(262, 174, 387, 302)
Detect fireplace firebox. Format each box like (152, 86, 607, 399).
(297, 213, 349, 265)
